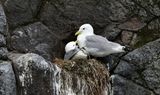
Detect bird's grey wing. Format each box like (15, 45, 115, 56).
(85, 35, 109, 51)
(64, 47, 79, 60)
(86, 35, 122, 50)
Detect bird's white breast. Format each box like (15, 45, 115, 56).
(77, 35, 86, 48)
(72, 50, 87, 60)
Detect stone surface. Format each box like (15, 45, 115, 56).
(0, 34, 6, 47)
(114, 60, 145, 86)
(123, 38, 160, 67)
(111, 75, 154, 95)
(0, 0, 6, 4)
(107, 0, 132, 22)
(107, 0, 155, 23)
(142, 58, 160, 94)
(4, 0, 42, 28)
(10, 53, 53, 95)
(130, 33, 138, 46)
(38, 0, 157, 42)
(102, 24, 121, 41)
(114, 39, 160, 94)
(133, 0, 160, 16)
(0, 47, 8, 59)
(0, 3, 7, 35)
(10, 22, 63, 60)
(125, 0, 155, 23)
(9, 53, 109, 95)
(104, 55, 121, 72)
(118, 17, 146, 31)
(40, 0, 111, 40)
(114, 60, 136, 78)
(135, 18, 160, 48)
(0, 61, 16, 95)
(121, 31, 133, 45)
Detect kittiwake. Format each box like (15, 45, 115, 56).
(75, 24, 126, 57)
(64, 41, 88, 60)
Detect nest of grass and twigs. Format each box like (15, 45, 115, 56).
(54, 58, 109, 79)
(53, 58, 110, 95)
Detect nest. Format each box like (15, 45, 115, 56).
(53, 58, 110, 95)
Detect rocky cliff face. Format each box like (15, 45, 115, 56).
(0, 0, 160, 95)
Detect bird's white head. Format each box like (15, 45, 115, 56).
(65, 41, 77, 52)
(75, 24, 94, 36)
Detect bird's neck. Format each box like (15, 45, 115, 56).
(81, 32, 94, 37)
(66, 49, 73, 52)
(77, 32, 94, 48)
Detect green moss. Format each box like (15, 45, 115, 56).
(134, 26, 160, 48)
(0, 60, 4, 63)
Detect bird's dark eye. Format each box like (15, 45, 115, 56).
(82, 28, 85, 30)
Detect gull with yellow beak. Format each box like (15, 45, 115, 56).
(64, 41, 88, 60)
(75, 24, 126, 57)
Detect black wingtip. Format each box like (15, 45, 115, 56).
(123, 45, 133, 52)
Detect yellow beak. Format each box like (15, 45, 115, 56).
(75, 31, 81, 36)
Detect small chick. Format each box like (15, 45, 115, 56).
(64, 41, 88, 60)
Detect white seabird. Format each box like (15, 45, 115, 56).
(75, 24, 126, 57)
(64, 41, 88, 60)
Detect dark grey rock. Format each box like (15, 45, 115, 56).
(142, 58, 160, 94)
(10, 22, 63, 60)
(111, 75, 154, 95)
(119, 0, 155, 23)
(123, 38, 160, 68)
(39, 0, 156, 42)
(11, 53, 53, 95)
(121, 31, 133, 45)
(7, 52, 23, 62)
(0, 3, 7, 35)
(118, 17, 146, 31)
(114, 60, 146, 86)
(105, 55, 121, 72)
(0, 34, 6, 47)
(107, 0, 132, 22)
(0, 47, 8, 59)
(107, 0, 154, 23)
(102, 24, 121, 41)
(0, 61, 16, 95)
(114, 39, 160, 94)
(135, 18, 160, 48)
(148, 18, 160, 31)
(4, 0, 42, 27)
(114, 60, 136, 78)
(130, 33, 138, 46)
(34, 43, 53, 60)
(9, 53, 109, 95)
(0, 0, 6, 4)
(40, 0, 111, 40)
(133, 0, 160, 16)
